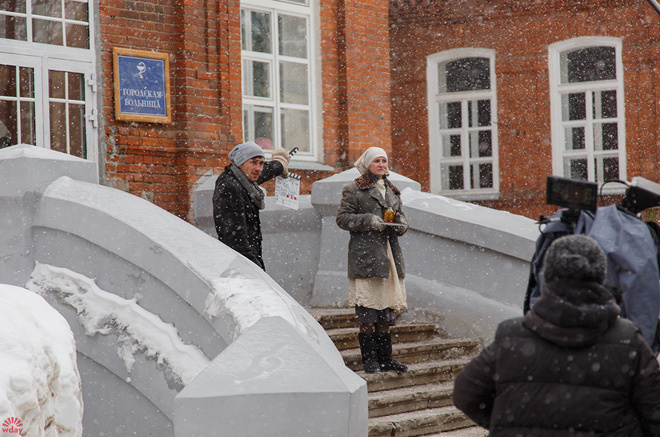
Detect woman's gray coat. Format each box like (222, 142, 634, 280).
(336, 173, 406, 279)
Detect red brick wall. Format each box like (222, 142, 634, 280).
(99, 0, 393, 221)
(390, 0, 660, 219)
(100, 0, 243, 221)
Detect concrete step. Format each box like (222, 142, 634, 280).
(342, 337, 481, 371)
(356, 359, 471, 392)
(328, 323, 438, 350)
(308, 307, 356, 330)
(368, 405, 475, 437)
(424, 426, 488, 436)
(368, 381, 454, 418)
(308, 306, 484, 437)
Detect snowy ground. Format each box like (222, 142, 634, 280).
(0, 284, 83, 437)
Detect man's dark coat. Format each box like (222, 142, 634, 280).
(212, 161, 283, 270)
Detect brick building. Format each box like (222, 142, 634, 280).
(1, 0, 392, 222)
(2, 0, 660, 222)
(390, 0, 660, 219)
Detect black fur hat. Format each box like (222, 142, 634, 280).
(543, 234, 607, 284)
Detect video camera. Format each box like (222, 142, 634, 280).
(542, 175, 660, 224)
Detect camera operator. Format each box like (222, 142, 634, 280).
(525, 177, 660, 354)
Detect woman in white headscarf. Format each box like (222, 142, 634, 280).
(336, 147, 409, 373)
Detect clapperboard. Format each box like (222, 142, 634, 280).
(275, 173, 301, 210)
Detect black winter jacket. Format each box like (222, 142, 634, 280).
(212, 161, 283, 270)
(453, 279, 660, 436)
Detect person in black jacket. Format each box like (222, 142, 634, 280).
(212, 141, 289, 270)
(453, 234, 660, 436)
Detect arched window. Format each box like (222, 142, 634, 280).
(240, 0, 320, 162)
(549, 38, 626, 185)
(427, 49, 499, 198)
(0, 1, 98, 161)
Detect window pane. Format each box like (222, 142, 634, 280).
(69, 103, 85, 158)
(65, 0, 88, 21)
(595, 122, 618, 151)
(0, 15, 27, 40)
(33, 18, 63, 45)
(439, 101, 461, 129)
(49, 70, 66, 99)
(601, 157, 618, 181)
(468, 99, 491, 127)
(0, 64, 17, 96)
(442, 57, 490, 93)
(1, 0, 27, 13)
(280, 108, 309, 152)
(243, 60, 270, 98)
(278, 14, 307, 59)
(20, 67, 34, 98)
(470, 130, 492, 157)
(595, 90, 617, 119)
(0, 100, 16, 146)
(565, 157, 588, 180)
(476, 99, 490, 127)
(67, 72, 84, 101)
(244, 104, 275, 149)
(50, 101, 67, 153)
(565, 126, 585, 150)
(32, 0, 62, 18)
(472, 162, 493, 189)
(566, 46, 616, 83)
(19, 101, 35, 144)
(441, 134, 461, 157)
(562, 93, 586, 121)
(254, 109, 274, 150)
(443, 164, 463, 190)
(65, 22, 88, 49)
(250, 11, 271, 53)
(279, 61, 308, 104)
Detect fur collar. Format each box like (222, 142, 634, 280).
(354, 173, 401, 195)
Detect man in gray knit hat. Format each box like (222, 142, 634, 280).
(453, 234, 660, 435)
(212, 141, 290, 270)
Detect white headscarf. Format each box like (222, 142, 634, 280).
(354, 147, 388, 176)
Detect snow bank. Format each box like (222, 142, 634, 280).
(0, 284, 83, 437)
(26, 263, 210, 386)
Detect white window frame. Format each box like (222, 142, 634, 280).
(0, 1, 98, 162)
(427, 48, 499, 199)
(548, 37, 626, 190)
(240, 0, 322, 163)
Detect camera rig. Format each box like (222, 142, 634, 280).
(540, 175, 660, 225)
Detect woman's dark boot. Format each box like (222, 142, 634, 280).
(374, 332, 408, 373)
(358, 333, 381, 373)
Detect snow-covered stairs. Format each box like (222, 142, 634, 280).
(309, 307, 488, 437)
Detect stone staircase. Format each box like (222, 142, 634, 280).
(309, 307, 488, 437)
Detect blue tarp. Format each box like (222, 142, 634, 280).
(526, 205, 660, 352)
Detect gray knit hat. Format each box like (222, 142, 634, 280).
(543, 234, 607, 284)
(228, 141, 264, 166)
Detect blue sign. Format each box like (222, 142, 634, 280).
(116, 55, 168, 117)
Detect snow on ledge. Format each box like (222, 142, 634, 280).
(0, 284, 83, 436)
(26, 263, 210, 386)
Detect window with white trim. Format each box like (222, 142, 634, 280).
(240, 0, 319, 160)
(0, 0, 98, 161)
(549, 38, 626, 184)
(427, 49, 499, 197)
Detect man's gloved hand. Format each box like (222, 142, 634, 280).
(370, 215, 386, 232)
(394, 213, 408, 236)
(271, 147, 290, 177)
